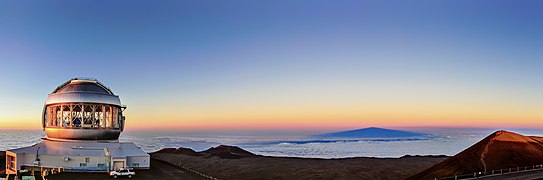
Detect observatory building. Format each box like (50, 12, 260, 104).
(5, 78, 149, 175)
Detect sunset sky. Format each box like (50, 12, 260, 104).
(0, 1, 542, 130)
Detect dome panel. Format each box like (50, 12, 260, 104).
(57, 83, 110, 94)
(52, 78, 114, 95)
(45, 92, 122, 106)
(45, 128, 121, 140)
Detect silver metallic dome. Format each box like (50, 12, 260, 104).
(42, 78, 125, 141)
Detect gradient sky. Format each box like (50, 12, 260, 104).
(0, 1, 542, 130)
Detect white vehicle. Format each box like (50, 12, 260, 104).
(109, 168, 135, 178)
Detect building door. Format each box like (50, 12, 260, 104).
(113, 161, 124, 170)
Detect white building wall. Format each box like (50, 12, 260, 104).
(126, 156, 150, 169)
(6, 141, 150, 172)
(15, 153, 109, 171)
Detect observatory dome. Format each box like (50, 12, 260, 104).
(42, 78, 125, 140)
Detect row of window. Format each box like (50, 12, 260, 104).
(80, 157, 139, 167)
(79, 163, 139, 167)
(45, 103, 122, 128)
(8, 155, 141, 169)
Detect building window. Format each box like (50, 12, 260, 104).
(132, 163, 139, 167)
(7, 155, 16, 170)
(80, 163, 87, 167)
(85, 157, 90, 163)
(98, 164, 106, 167)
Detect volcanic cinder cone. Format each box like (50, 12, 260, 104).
(408, 130, 543, 180)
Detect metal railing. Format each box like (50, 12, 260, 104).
(175, 162, 220, 180)
(438, 164, 543, 180)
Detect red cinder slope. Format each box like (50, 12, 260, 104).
(408, 130, 543, 180)
(201, 145, 256, 159)
(155, 147, 202, 156)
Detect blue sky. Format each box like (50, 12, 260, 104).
(0, 1, 542, 129)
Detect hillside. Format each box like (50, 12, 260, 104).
(200, 145, 256, 159)
(152, 145, 447, 180)
(155, 145, 256, 159)
(408, 130, 543, 180)
(155, 147, 202, 156)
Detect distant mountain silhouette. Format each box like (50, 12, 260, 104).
(316, 127, 428, 138)
(408, 130, 543, 180)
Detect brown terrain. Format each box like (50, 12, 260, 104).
(5, 131, 543, 180)
(8, 131, 541, 180)
(408, 130, 543, 180)
(152, 145, 447, 180)
(1, 146, 447, 180)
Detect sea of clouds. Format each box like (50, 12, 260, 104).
(3, 128, 543, 158)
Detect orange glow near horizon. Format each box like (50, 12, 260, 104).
(1, 103, 541, 130)
(2, 116, 541, 131)
(0, 79, 541, 131)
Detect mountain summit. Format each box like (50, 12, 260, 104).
(316, 127, 427, 138)
(408, 130, 543, 179)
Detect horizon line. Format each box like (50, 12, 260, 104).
(2, 126, 543, 132)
